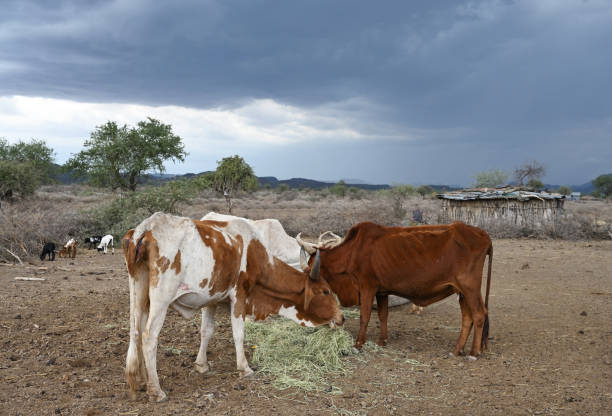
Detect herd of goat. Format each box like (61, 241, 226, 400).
(39, 234, 114, 261)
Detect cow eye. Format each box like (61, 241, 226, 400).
(323, 289, 330, 295)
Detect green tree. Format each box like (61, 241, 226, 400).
(0, 160, 38, 200)
(0, 138, 56, 199)
(557, 186, 572, 196)
(0, 138, 56, 182)
(211, 155, 257, 213)
(65, 118, 187, 191)
(592, 174, 612, 199)
(472, 169, 509, 188)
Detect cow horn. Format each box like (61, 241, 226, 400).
(318, 231, 342, 248)
(299, 246, 309, 271)
(309, 250, 321, 281)
(296, 233, 317, 255)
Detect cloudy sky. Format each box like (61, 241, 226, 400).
(1, 0, 610, 186)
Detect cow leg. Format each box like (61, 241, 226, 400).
(195, 305, 217, 373)
(229, 302, 253, 377)
(126, 274, 149, 399)
(375, 294, 389, 346)
(142, 300, 170, 402)
(464, 292, 487, 360)
(355, 289, 376, 349)
(451, 294, 473, 357)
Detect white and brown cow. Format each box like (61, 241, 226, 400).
(123, 212, 343, 402)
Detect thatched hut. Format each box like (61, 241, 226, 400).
(437, 187, 565, 227)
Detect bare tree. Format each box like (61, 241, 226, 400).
(514, 160, 545, 186)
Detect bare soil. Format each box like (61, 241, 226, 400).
(1, 239, 611, 415)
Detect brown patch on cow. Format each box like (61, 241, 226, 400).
(171, 250, 181, 274)
(199, 220, 228, 228)
(194, 220, 242, 296)
(233, 239, 339, 327)
(199, 278, 209, 288)
(156, 256, 171, 273)
(133, 231, 160, 289)
(122, 230, 137, 278)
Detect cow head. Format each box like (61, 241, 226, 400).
(301, 250, 344, 328)
(297, 234, 360, 307)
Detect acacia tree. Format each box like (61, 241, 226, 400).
(65, 118, 187, 191)
(211, 155, 257, 213)
(514, 160, 545, 186)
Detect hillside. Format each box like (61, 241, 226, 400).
(53, 167, 599, 194)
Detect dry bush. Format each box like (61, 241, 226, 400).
(0, 199, 92, 263)
(2, 186, 609, 263)
(183, 191, 442, 238)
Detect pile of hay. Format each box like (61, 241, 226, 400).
(245, 318, 355, 392)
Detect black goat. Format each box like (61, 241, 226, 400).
(84, 235, 103, 250)
(40, 242, 56, 261)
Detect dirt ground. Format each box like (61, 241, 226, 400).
(1, 239, 611, 415)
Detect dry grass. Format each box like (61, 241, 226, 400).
(1, 184, 610, 262)
(245, 318, 354, 392)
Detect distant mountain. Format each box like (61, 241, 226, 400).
(569, 180, 595, 195)
(258, 176, 390, 190)
(340, 178, 369, 185)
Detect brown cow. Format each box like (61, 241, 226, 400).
(298, 221, 493, 360)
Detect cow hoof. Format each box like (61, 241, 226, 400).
(149, 391, 167, 402)
(376, 338, 387, 347)
(353, 342, 364, 350)
(194, 362, 209, 374)
(239, 367, 254, 378)
(467, 355, 478, 361)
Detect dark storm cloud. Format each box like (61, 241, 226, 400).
(1, 0, 611, 185)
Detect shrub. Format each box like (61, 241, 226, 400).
(84, 180, 198, 239)
(329, 180, 347, 197)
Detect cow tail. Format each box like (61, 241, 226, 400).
(124, 232, 150, 398)
(482, 243, 493, 349)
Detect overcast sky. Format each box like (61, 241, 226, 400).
(1, 0, 610, 186)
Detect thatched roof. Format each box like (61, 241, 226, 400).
(437, 187, 565, 201)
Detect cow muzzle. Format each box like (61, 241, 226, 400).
(329, 311, 345, 329)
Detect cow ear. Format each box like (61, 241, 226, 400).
(304, 277, 312, 311)
(309, 250, 320, 281)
